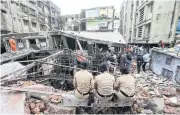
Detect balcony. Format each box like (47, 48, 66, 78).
(30, 16, 37, 22)
(20, 4, 28, 14)
(29, 0, 36, 4)
(1, 3, 8, 11)
(22, 15, 29, 20)
(39, 17, 45, 24)
(29, 9, 36, 16)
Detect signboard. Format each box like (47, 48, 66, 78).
(86, 18, 113, 31)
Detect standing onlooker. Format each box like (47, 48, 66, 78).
(142, 52, 150, 72)
(126, 51, 132, 72)
(158, 40, 165, 48)
(118, 53, 127, 69)
(136, 53, 143, 74)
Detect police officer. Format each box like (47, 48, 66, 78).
(115, 67, 135, 101)
(73, 62, 94, 99)
(94, 63, 115, 101)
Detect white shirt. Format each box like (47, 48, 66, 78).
(143, 53, 150, 63)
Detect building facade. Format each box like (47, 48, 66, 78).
(80, 6, 115, 32)
(119, 0, 180, 45)
(60, 14, 80, 31)
(1, 0, 60, 34)
(113, 13, 120, 32)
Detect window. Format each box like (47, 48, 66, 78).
(39, 39, 47, 48)
(29, 0, 36, 4)
(125, 13, 127, 22)
(20, 4, 28, 13)
(17, 39, 25, 49)
(149, 3, 153, 13)
(165, 57, 172, 65)
(147, 24, 151, 35)
(2, 1, 8, 8)
(29, 8, 36, 16)
(32, 22, 36, 27)
(29, 39, 36, 44)
(136, 0, 139, 7)
(138, 26, 143, 37)
(162, 68, 173, 79)
(175, 66, 180, 84)
(23, 20, 29, 26)
(134, 29, 137, 37)
(1, 9, 6, 14)
(52, 17, 55, 23)
(11, 1, 18, 6)
(131, 4, 134, 16)
(38, 1, 43, 8)
(139, 8, 144, 22)
(124, 25, 126, 34)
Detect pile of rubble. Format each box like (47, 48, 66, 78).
(24, 95, 75, 114)
(11, 81, 37, 87)
(133, 70, 180, 114)
(2, 70, 180, 114)
(2, 80, 75, 114)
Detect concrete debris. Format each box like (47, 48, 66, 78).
(12, 80, 36, 87)
(49, 95, 62, 103)
(133, 70, 180, 114)
(25, 98, 75, 114)
(2, 69, 180, 114)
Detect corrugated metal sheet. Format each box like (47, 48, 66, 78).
(64, 31, 126, 44)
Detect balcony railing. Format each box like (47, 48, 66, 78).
(39, 18, 45, 23)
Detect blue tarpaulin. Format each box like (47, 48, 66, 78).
(176, 18, 180, 33)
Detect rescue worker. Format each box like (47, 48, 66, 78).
(94, 63, 115, 101)
(9, 36, 17, 52)
(158, 40, 164, 48)
(114, 67, 135, 101)
(74, 51, 88, 67)
(73, 62, 94, 99)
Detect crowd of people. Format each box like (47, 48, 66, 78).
(73, 46, 150, 105)
(73, 61, 135, 105)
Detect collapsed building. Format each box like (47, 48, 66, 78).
(150, 47, 180, 84)
(1, 31, 180, 114)
(0, 31, 129, 114)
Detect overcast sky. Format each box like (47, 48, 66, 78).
(51, 0, 123, 15)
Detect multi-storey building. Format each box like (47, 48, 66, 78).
(80, 6, 115, 32)
(120, 0, 180, 45)
(1, 0, 60, 34)
(113, 13, 120, 32)
(60, 14, 80, 31)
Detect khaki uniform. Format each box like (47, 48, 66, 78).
(94, 72, 115, 101)
(115, 74, 135, 101)
(73, 70, 94, 99)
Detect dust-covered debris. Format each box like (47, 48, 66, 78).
(133, 70, 180, 114)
